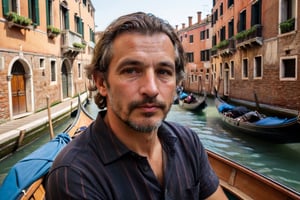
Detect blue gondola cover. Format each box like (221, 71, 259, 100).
(0, 133, 71, 200)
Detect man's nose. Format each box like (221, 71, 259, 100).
(140, 70, 159, 98)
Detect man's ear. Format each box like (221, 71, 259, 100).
(93, 71, 107, 96)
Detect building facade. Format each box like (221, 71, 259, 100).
(211, 0, 300, 111)
(0, 0, 95, 122)
(177, 12, 212, 94)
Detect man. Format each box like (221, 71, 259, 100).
(46, 12, 227, 199)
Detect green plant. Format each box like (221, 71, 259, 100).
(216, 40, 229, 49)
(235, 30, 247, 40)
(280, 18, 295, 33)
(234, 25, 258, 41)
(6, 12, 32, 26)
(47, 25, 61, 35)
(73, 42, 86, 49)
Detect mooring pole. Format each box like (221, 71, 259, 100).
(46, 96, 54, 139)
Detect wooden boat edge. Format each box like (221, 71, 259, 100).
(207, 150, 300, 199)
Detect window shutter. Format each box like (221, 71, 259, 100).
(2, 0, 9, 16)
(35, 0, 40, 25)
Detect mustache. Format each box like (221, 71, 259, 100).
(128, 97, 167, 110)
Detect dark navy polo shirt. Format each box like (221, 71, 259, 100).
(46, 111, 219, 199)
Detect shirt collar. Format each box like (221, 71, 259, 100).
(91, 111, 178, 165)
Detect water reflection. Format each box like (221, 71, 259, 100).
(167, 98, 300, 193)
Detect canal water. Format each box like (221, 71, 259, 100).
(1, 97, 300, 194)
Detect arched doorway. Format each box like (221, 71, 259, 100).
(11, 61, 26, 115)
(61, 62, 69, 99)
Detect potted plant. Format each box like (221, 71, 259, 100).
(47, 25, 61, 38)
(73, 42, 86, 49)
(6, 12, 32, 28)
(280, 18, 295, 34)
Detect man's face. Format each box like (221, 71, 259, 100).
(95, 32, 177, 133)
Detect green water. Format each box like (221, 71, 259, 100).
(1, 98, 300, 194)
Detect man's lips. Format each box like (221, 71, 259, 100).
(137, 104, 160, 112)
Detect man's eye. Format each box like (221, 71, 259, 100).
(122, 68, 138, 74)
(158, 69, 173, 76)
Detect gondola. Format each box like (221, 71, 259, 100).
(178, 92, 207, 111)
(214, 89, 300, 143)
(1, 96, 300, 199)
(0, 95, 94, 200)
(207, 150, 300, 199)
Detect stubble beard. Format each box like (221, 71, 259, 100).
(111, 97, 171, 133)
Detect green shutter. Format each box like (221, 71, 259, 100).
(81, 20, 84, 37)
(2, 0, 9, 16)
(65, 11, 69, 29)
(35, 0, 40, 25)
(46, 0, 50, 25)
(28, 0, 32, 19)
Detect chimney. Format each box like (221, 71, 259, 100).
(182, 23, 185, 29)
(188, 16, 192, 27)
(197, 11, 202, 23)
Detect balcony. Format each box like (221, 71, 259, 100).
(61, 30, 85, 58)
(219, 38, 236, 57)
(236, 25, 263, 49)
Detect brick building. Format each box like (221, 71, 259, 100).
(177, 12, 212, 94)
(211, 0, 300, 111)
(0, 0, 95, 122)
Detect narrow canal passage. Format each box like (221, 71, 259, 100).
(1, 97, 300, 193)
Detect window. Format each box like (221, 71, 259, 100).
(212, 35, 217, 46)
(206, 68, 210, 82)
(89, 28, 95, 42)
(254, 56, 262, 78)
(50, 60, 56, 82)
(230, 60, 235, 79)
(2, 0, 18, 15)
(46, 0, 53, 26)
(78, 62, 82, 78)
(279, 0, 296, 34)
(200, 30, 205, 40)
(251, 0, 261, 26)
(242, 58, 248, 79)
(220, 26, 226, 41)
(189, 35, 194, 43)
(200, 50, 210, 61)
(61, 4, 69, 29)
(228, 0, 234, 8)
(75, 15, 83, 35)
(228, 19, 234, 38)
(220, 3, 223, 16)
(220, 63, 223, 79)
(186, 52, 194, 62)
(206, 29, 209, 39)
(39, 58, 45, 68)
(280, 56, 297, 80)
(239, 10, 247, 32)
(28, 0, 40, 25)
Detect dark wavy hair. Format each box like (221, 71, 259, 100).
(86, 12, 185, 109)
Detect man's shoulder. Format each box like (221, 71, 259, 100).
(162, 120, 193, 135)
(161, 120, 199, 143)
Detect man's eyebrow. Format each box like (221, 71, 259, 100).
(118, 58, 144, 68)
(159, 61, 175, 67)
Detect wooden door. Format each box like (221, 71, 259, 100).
(12, 74, 26, 115)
